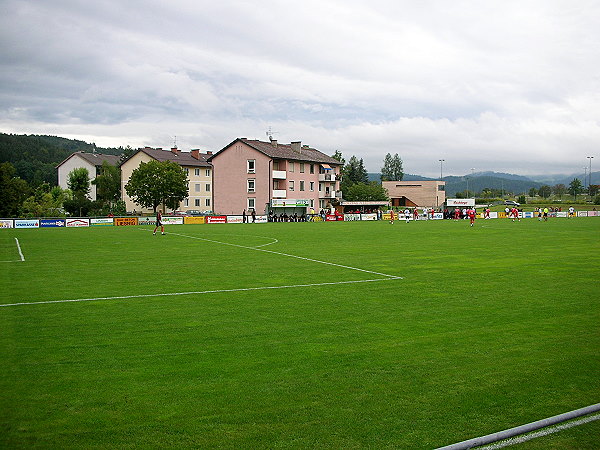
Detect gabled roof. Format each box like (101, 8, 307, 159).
(56, 152, 121, 168)
(208, 138, 343, 165)
(124, 148, 212, 167)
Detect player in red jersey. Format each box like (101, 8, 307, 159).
(467, 208, 476, 227)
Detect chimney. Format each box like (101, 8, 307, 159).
(206, 151, 213, 155)
(290, 141, 301, 152)
(171, 147, 179, 154)
(270, 139, 278, 147)
(190, 149, 200, 159)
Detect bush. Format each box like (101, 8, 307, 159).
(594, 196, 600, 205)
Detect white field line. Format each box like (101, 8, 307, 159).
(165, 230, 400, 279)
(0, 277, 403, 307)
(479, 413, 600, 449)
(15, 238, 25, 261)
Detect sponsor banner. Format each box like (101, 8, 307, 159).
(325, 215, 338, 221)
(207, 216, 227, 224)
(361, 213, 377, 221)
(115, 217, 139, 226)
(447, 198, 475, 207)
(40, 219, 66, 228)
(271, 199, 310, 208)
(344, 214, 361, 221)
(15, 219, 40, 228)
(228, 216, 244, 224)
(1, 219, 14, 228)
(91, 218, 113, 226)
(137, 216, 155, 224)
(254, 215, 268, 223)
(523, 212, 534, 219)
(433, 212, 444, 220)
(162, 216, 184, 225)
(311, 215, 323, 222)
(66, 218, 90, 227)
(184, 216, 206, 224)
(588, 210, 598, 217)
(556, 212, 567, 218)
(577, 211, 588, 217)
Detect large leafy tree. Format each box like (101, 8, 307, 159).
(0, 162, 30, 217)
(125, 160, 188, 213)
(553, 184, 566, 200)
(67, 167, 90, 198)
(344, 182, 389, 202)
(92, 161, 121, 206)
(538, 185, 552, 199)
(568, 178, 583, 200)
(380, 153, 404, 181)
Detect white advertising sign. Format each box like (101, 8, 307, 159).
(91, 218, 114, 226)
(162, 216, 184, 225)
(228, 216, 244, 223)
(66, 218, 90, 227)
(361, 213, 377, 221)
(15, 219, 39, 228)
(447, 198, 475, 207)
(0, 220, 14, 228)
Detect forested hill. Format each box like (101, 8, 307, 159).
(0, 133, 123, 185)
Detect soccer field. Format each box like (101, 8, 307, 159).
(1, 219, 599, 448)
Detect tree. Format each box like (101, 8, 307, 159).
(538, 185, 552, 199)
(331, 150, 345, 165)
(589, 184, 599, 197)
(92, 161, 121, 206)
(568, 178, 584, 200)
(119, 145, 136, 162)
(553, 184, 566, 200)
(340, 155, 368, 194)
(125, 160, 188, 213)
(0, 162, 30, 217)
(67, 167, 90, 199)
(344, 182, 389, 202)
(380, 153, 404, 181)
(22, 185, 69, 217)
(528, 187, 537, 197)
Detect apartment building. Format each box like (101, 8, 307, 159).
(56, 152, 121, 201)
(208, 138, 342, 215)
(120, 147, 213, 213)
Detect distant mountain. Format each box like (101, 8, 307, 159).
(472, 171, 533, 182)
(530, 172, 600, 186)
(367, 173, 432, 182)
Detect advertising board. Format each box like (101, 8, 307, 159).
(40, 219, 66, 228)
(137, 216, 155, 224)
(271, 199, 309, 208)
(15, 219, 39, 228)
(162, 216, 184, 225)
(361, 213, 377, 221)
(344, 214, 361, 221)
(227, 216, 244, 224)
(115, 217, 139, 226)
(1, 220, 14, 228)
(184, 216, 206, 224)
(91, 218, 114, 226)
(66, 218, 90, 227)
(447, 198, 475, 207)
(207, 216, 227, 224)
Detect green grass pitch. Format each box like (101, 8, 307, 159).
(1, 218, 599, 448)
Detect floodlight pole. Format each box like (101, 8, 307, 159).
(588, 156, 594, 192)
(439, 159, 445, 180)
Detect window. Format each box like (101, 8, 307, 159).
(195, 184, 201, 192)
(289, 161, 295, 172)
(247, 198, 255, 209)
(205, 184, 211, 192)
(319, 200, 325, 208)
(300, 163, 305, 173)
(289, 180, 294, 191)
(195, 199, 200, 207)
(438, 185, 445, 191)
(205, 198, 211, 207)
(310, 181, 314, 192)
(205, 169, 211, 177)
(247, 179, 255, 193)
(310, 164, 314, 174)
(310, 199, 314, 208)
(299, 181, 305, 191)
(194, 168, 200, 176)
(319, 182, 323, 192)
(184, 198, 189, 206)
(185, 168, 190, 175)
(247, 159, 255, 173)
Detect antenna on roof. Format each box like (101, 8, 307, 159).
(172, 135, 177, 148)
(266, 126, 278, 142)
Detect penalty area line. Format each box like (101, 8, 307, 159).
(0, 277, 403, 308)
(15, 238, 25, 262)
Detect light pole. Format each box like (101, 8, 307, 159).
(588, 156, 594, 191)
(439, 159, 445, 180)
(584, 166, 588, 189)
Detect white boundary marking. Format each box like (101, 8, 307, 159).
(15, 238, 25, 262)
(479, 413, 600, 449)
(0, 277, 402, 307)
(1, 230, 403, 307)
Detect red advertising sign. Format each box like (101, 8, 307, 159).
(206, 216, 227, 224)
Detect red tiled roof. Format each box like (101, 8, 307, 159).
(131, 148, 212, 167)
(56, 152, 121, 168)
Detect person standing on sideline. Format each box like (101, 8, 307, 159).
(404, 208, 411, 223)
(153, 210, 164, 235)
(389, 209, 395, 224)
(543, 207, 549, 221)
(242, 209, 247, 223)
(251, 209, 256, 223)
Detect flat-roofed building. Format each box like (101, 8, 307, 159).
(382, 180, 446, 208)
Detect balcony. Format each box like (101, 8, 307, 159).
(318, 173, 336, 182)
(321, 190, 337, 199)
(272, 170, 286, 179)
(272, 189, 287, 198)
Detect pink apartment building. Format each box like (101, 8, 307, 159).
(209, 138, 342, 215)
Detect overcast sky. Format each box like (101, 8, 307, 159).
(1, 0, 599, 176)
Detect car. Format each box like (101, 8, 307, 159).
(185, 210, 203, 216)
(504, 200, 520, 207)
